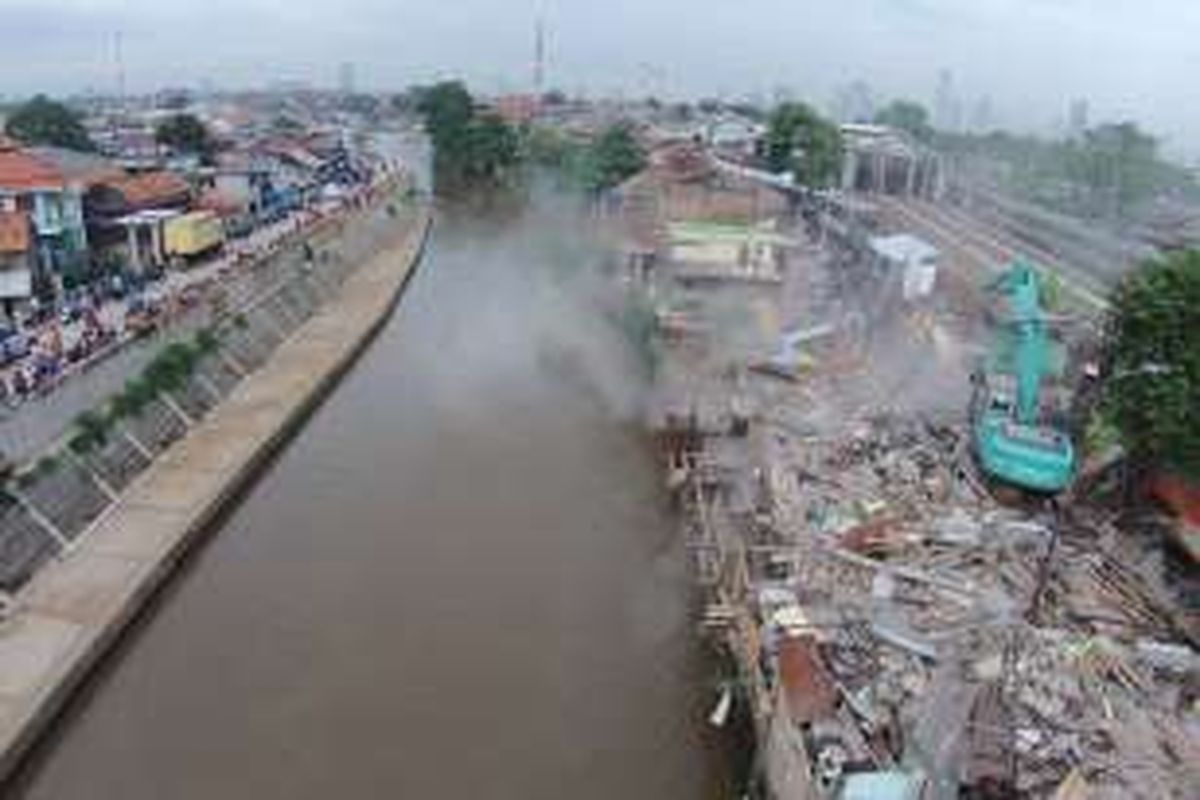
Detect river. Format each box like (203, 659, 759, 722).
(12, 195, 719, 799)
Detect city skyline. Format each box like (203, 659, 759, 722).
(4, 1, 1200, 156)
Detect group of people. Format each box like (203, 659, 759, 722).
(0, 298, 120, 407)
(0, 178, 387, 412)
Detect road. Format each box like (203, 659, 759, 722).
(0, 204, 351, 465)
(10, 197, 719, 799)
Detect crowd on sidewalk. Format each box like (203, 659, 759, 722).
(0, 180, 387, 411)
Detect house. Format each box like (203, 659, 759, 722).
(85, 171, 192, 271)
(0, 211, 34, 315)
(210, 150, 281, 223)
(0, 136, 89, 297)
(492, 94, 541, 127)
(706, 116, 765, 163)
(868, 233, 939, 301)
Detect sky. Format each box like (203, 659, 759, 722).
(4, 0, 1199, 157)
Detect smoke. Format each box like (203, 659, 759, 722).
(417, 183, 651, 430)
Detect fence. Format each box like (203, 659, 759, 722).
(0, 185, 415, 598)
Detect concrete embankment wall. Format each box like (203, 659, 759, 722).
(0, 204, 432, 786)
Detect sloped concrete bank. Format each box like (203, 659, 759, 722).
(0, 206, 432, 785)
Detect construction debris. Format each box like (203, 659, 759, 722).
(677, 406, 1200, 799)
(605, 142, 1197, 798)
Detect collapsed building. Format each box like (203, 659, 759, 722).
(603, 137, 1199, 799)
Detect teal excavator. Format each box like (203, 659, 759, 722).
(970, 262, 1076, 493)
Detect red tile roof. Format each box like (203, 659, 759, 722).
(0, 141, 65, 191)
(109, 171, 191, 209)
(0, 211, 31, 254)
(195, 188, 246, 217)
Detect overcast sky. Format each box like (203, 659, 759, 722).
(4, 1, 1198, 156)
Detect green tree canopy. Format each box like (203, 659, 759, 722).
(1103, 249, 1200, 475)
(940, 121, 1187, 220)
(582, 124, 646, 192)
(458, 113, 520, 182)
(765, 102, 842, 188)
(874, 100, 934, 142)
(1064, 122, 1164, 219)
(416, 81, 474, 146)
(339, 93, 380, 117)
(524, 125, 574, 168)
(415, 82, 521, 193)
(155, 113, 214, 160)
(4, 95, 94, 151)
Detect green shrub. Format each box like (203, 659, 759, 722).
(69, 410, 110, 454)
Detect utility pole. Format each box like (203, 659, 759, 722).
(533, 15, 546, 95)
(114, 30, 126, 109)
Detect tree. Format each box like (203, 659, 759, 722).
(4, 95, 94, 151)
(541, 89, 568, 107)
(155, 113, 214, 161)
(525, 125, 574, 168)
(874, 100, 934, 142)
(1103, 249, 1200, 475)
(390, 88, 425, 115)
(765, 102, 842, 188)
(939, 121, 1182, 221)
(582, 124, 646, 192)
(271, 114, 304, 134)
(339, 93, 380, 117)
(458, 113, 520, 182)
(670, 102, 694, 122)
(415, 82, 521, 193)
(416, 81, 474, 147)
(1066, 122, 1163, 219)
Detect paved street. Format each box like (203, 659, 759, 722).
(0, 202, 359, 465)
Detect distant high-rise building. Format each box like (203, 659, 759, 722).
(338, 62, 356, 95)
(934, 69, 962, 132)
(1068, 98, 1089, 139)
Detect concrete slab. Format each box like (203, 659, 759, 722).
(223, 368, 311, 412)
(21, 554, 141, 624)
(86, 506, 192, 560)
(154, 422, 265, 475)
(122, 460, 234, 518)
(0, 615, 85, 698)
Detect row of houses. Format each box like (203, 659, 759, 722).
(0, 128, 369, 314)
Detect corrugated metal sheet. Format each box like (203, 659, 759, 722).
(777, 635, 838, 724)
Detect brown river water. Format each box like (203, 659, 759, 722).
(11, 200, 721, 799)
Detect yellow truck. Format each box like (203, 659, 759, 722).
(163, 211, 224, 261)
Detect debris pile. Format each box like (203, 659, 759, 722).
(689, 412, 1200, 798)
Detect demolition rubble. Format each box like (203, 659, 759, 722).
(605, 139, 1200, 798)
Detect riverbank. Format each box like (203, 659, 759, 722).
(0, 202, 431, 785)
